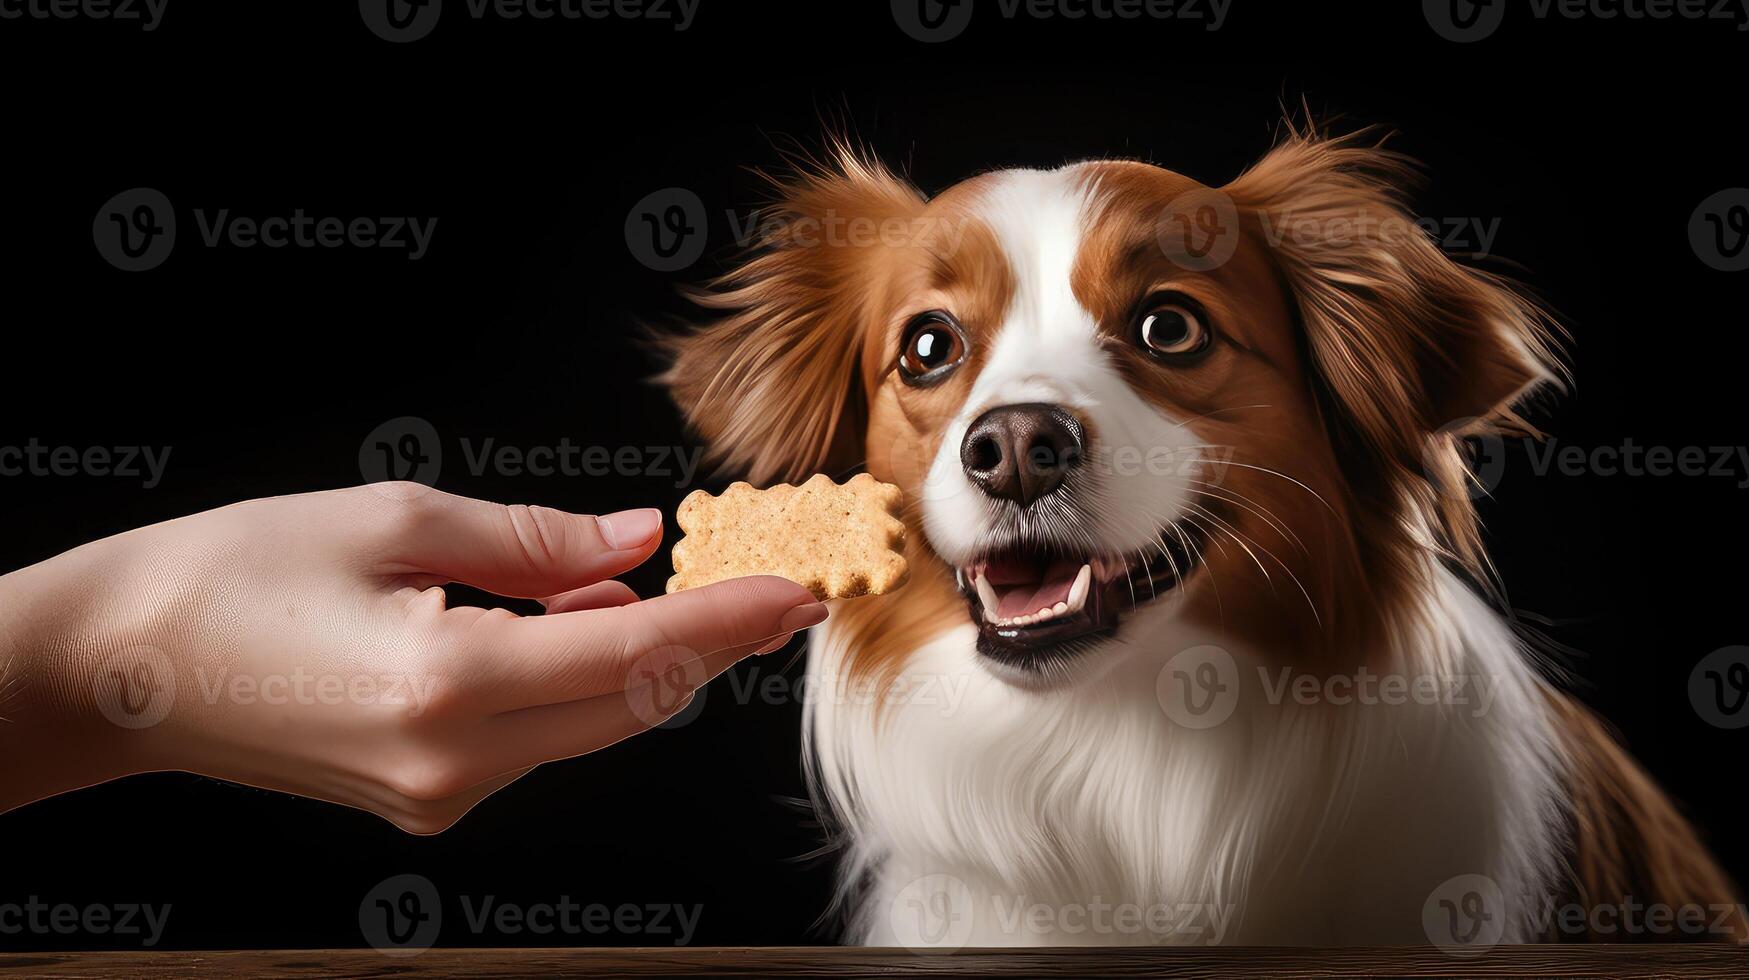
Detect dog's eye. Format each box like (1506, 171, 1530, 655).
(1136, 296, 1212, 360)
(898, 311, 968, 385)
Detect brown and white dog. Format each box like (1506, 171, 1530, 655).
(661, 127, 1741, 945)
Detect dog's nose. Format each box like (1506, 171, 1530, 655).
(960, 403, 1086, 505)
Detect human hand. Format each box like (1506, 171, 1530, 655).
(0, 484, 826, 832)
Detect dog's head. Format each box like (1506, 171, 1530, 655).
(662, 130, 1557, 691)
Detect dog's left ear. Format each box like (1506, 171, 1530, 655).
(1224, 130, 1561, 470)
(659, 146, 926, 485)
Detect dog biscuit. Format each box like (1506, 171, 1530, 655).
(666, 473, 908, 601)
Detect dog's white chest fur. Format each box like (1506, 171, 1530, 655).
(804, 566, 1565, 946)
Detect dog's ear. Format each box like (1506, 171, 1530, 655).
(659, 147, 926, 486)
(1223, 128, 1563, 573)
(1224, 129, 1561, 462)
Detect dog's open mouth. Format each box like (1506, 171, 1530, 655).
(953, 520, 1206, 671)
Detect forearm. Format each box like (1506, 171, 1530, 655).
(0, 550, 145, 815)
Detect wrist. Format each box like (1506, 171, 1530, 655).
(0, 547, 162, 813)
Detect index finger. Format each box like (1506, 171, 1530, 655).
(454, 575, 827, 711)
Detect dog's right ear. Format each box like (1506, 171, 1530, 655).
(658, 147, 926, 486)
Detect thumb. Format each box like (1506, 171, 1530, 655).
(382, 489, 664, 597)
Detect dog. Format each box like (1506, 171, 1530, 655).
(660, 125, 1742, 946)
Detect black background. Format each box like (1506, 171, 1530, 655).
(1, 0, 1745, 951)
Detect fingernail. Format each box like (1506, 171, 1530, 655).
(597, 508, 662, 550)
(775, 602, 829, 635)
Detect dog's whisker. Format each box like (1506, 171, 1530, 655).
(1182, 483, 1312, 558)
(1185, 501, 1322, 627)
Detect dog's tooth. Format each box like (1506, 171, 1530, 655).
(1067, 564, 1091, 612)
(1052, 601, 1068, 616)
(974, 573, 1001, 623)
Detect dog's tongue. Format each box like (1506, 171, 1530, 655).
(985, 553, 1083, 618)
